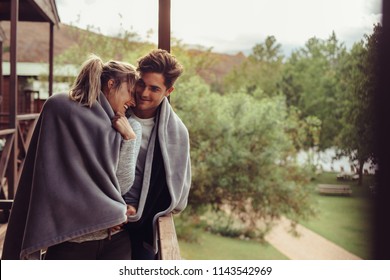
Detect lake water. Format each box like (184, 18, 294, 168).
(297, 148, 377, 174)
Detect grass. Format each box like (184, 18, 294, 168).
(299, 172, 375, 259)
(179, 231, 288, 260)
(177, 172, 375, 260)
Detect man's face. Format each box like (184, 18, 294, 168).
(133, 72, 174, 119)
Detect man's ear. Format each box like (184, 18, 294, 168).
(165, 86, 175, 97)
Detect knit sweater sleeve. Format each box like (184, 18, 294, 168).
(116, 119, 142, 195)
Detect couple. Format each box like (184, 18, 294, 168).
(1, 49, 191, 260)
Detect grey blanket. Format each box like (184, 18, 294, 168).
(2, 93, 127, 259)
(127, 97, 191, 253)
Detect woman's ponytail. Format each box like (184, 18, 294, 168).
(69, 54, 104, 107)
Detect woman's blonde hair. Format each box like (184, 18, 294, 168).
(69, 54, 138, 107)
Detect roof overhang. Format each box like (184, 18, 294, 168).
(0, 0, 60, 24)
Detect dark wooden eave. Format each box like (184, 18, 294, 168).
(0, 0, 60, 24)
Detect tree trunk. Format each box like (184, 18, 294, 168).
(358, 160, 364, 186)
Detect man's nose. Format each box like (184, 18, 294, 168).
(138, 87, 149, 97)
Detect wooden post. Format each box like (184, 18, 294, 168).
(7, 0, 19, 199)
(158, 213, 181, 259)
(49, 23, 54, 97)
(158, 0, 171, 52)
(159, 0, 171, 103)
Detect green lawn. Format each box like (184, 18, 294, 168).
(299, 172, 375, 259)
(179, 231, 288, 260)
(178, 172, 375, 260)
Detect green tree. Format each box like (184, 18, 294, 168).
(173, 77, 314, 238)
(224, 36, 284, 97)
(280, 32, 347, 150)
(336, 24, 380, 184)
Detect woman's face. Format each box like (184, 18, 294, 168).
(106, 80, 135, 115)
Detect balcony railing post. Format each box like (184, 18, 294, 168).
(49, 23, 54, 97)
(157, 213, 181, 260)
(8, 0, 19, 199)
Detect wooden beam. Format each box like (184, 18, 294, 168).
(0, 133, 15, 180)
(8, 0, 19, 200)
(49, 22, 54, 96)
(0, 129, 15, 137)
(16, 113, 40, 121)
(158, 0, 171, 52)
(158, 213, 181, 260)
(10, 0, 18, 128)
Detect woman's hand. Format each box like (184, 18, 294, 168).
(112, 112, 136, 140)
(109, 224, 123, 232)
(126, 205, 137, 216)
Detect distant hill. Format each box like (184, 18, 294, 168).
(1, 21, 77, 62)
(1, 21, 245, 83)
(189, 49, 246, 86)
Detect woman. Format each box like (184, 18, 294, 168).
(1, 54, 141, 260)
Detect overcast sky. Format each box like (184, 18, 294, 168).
(56, 0, 382, 55)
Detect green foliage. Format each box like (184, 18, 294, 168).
(250, 36, 284, 63)
(172, 77, 315, 238)
(279, 32, 347, 150)
(224, 36, 284, 97)
(335, 24, 380, 184)
(284, 106, 322, 152)
(174, 209, 206, 243)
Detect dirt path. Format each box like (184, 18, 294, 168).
(265, 216, 361, 260)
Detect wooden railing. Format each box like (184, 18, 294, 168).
(157, 213, 181, 260)
(15, 114, 39, 174)
(0, 114, 39, 218)
(0, 128, 15, 212)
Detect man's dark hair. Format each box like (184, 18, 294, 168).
(137, 49, 184, 89)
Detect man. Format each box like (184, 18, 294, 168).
(124, 49, 191, 259)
